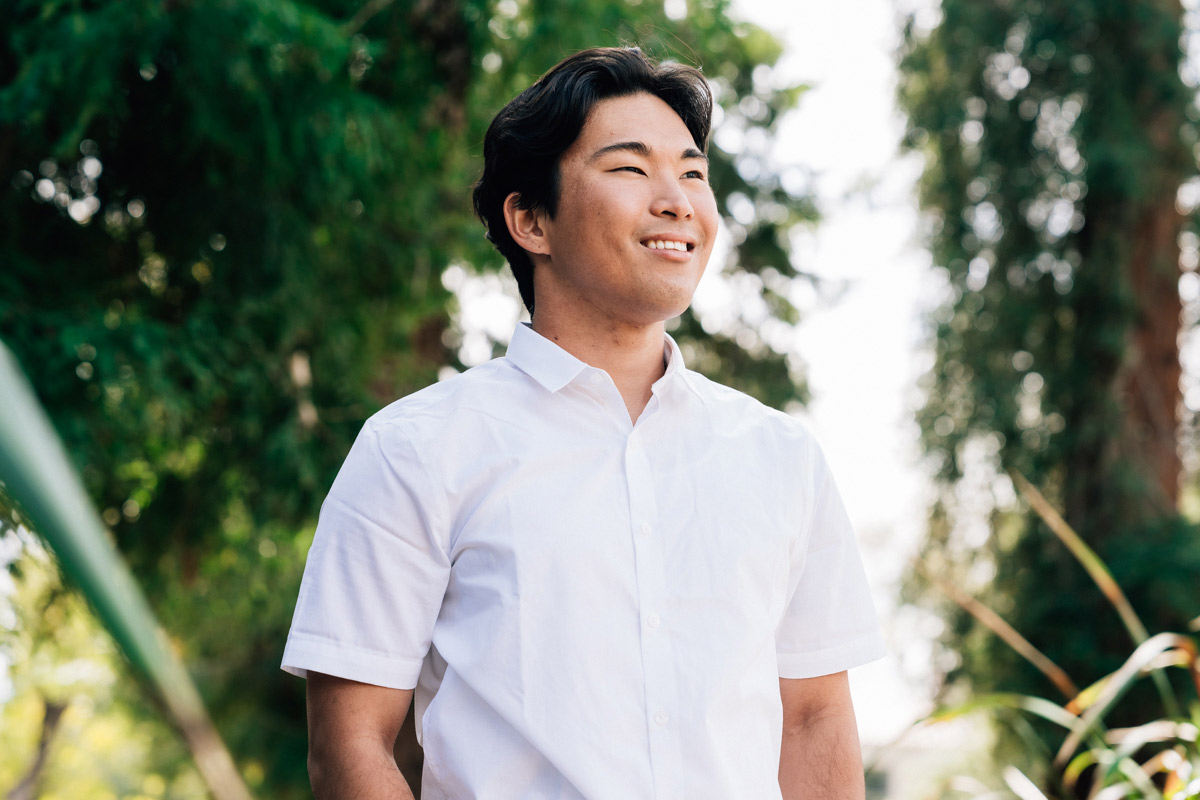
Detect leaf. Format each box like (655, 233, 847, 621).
(1010, 470, 1150, 646)
(1003, 765, 1051, 799)
(1063, 749, 1102, 792)
(925, 692, 1082, 731)
(1106, 721, 1200, 748)
(1070, 674, 1112, 715)
(0, 340, 252, 800)
(917, 557, 1079, 700)
(1011, 470, 1183, 719)
(1056, 633, 1199, 768)
(1111, 754, 1165, 800)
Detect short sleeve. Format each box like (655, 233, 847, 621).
(281, 419, 450, 690)
(775, 443, 886, 678)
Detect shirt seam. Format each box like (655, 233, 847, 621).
(365, 417, 451, 552)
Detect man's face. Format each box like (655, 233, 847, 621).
(533, 92, 719, 328)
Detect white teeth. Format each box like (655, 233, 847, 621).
(647, 240, 688, 251)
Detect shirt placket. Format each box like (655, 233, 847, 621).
(624, 404, 684, 798)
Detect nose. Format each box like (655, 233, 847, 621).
(651, 178, 694, 219)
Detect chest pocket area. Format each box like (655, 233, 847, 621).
(664, 480, 794, 618)
(448, 446, 637, 605)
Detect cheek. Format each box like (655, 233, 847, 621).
(586, 189, 638, 224)
(691, 184, 717, 216)
(698, 195, 720, 237)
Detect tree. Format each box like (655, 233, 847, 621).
(1, 0, 816, 793)
(899, 0, 1200, 768)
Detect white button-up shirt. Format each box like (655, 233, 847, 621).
(283, 323, 884, 799)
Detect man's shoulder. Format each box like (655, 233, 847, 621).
(683, 368, 804, 429)
(680, 368, 829, 462)
(365, 358, 522, 435)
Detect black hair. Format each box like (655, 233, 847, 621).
(472, 47, 713, 313)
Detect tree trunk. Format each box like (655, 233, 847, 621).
(1120, 187, 1183, 511)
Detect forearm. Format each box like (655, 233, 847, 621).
(306, 673, 416, 800)
(778, 674, 866, 800)
(309, 738, 416, 800)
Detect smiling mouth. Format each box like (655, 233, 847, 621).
(642, 239, 694, 252)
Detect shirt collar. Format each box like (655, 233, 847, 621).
(505, 322, 589, 393)
(661, 332, 685, 378)
(660, 332, 704, 402)
(505, 322, 694, 395)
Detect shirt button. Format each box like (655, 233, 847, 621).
(638, 522, 652, 537)
(647, 613, 661, 628)
(590, 373, 605, 386)
(654, 711, 669, 726)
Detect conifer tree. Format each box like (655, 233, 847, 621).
(899, 0, 1200, 754)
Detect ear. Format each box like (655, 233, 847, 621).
(502, 192, 551, 257)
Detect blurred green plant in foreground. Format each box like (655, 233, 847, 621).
(0, 342, 249, 799)
(914, 471, 1200, 799)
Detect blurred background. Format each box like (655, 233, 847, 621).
(3, 0, 1200, 797)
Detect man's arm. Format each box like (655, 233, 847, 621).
(778, 671, 866, 800)
(306, 671, 416, 799)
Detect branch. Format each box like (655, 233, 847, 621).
(7, 698, 67, 800)
(342, 0, 396, 36)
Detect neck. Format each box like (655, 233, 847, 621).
(531, 311, 666, 423)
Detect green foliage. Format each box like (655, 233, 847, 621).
(900, 0, 1193, 514)
(918, 479, 1200, 799)
(0, 527, 207, 800)
(1, 0, 816, 793)
(898, 0, 1200, 746)
(0, 342, 249, 797)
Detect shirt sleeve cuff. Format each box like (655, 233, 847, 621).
(777, 631, 888, 679)
(281, 632, 424, 690)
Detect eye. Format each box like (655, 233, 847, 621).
(683, 169, 706, 180)
(613, 166, 646, 175)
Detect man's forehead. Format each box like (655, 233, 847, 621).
(574, 93, 702, 156)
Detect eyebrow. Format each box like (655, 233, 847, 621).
(588, 141, 708, 163)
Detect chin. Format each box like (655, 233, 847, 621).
(640, 298, 696, 326)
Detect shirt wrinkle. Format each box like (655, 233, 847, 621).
(282, 322, 885, 800)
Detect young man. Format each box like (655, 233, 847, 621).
(283, 47, 885, 799)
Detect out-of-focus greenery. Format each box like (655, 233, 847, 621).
(918, 473, 1200, 798)
(1, 0, 818, 793)
(0, 338, 249, 799)
(0, 523, 208, 800)
(898, 0, 1200, 762)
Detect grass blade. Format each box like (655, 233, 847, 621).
(1055, 633, 1197, 768)
(1003, 765, 1051, 800)
(925, 692, 1083, 731)
(1063, 749, 1101, 793)
(0, 341, 252, 800)
(1010, 470, 1180, 718)
(1009, 470, 1149, 645)
(917, 559, 1079, 699)
(1105, 721, 1200, 748)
